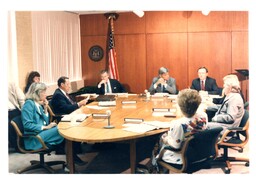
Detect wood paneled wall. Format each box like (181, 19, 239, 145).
(80, 11, 248, 99)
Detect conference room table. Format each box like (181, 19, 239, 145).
(57, 93, 197, 173)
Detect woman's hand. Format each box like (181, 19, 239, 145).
(42, 122, 57, 130)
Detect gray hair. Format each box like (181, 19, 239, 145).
(158, 67, 169, 75)
(223, 74, 240, 93)
(25, 82, 47, 102)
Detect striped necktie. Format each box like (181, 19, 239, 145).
(66, 93, 75, 104)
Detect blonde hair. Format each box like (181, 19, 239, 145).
(25, 82, 47, 102)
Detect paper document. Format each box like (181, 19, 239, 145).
(61, 113, 91, 122)
(122, 120, 170, 133)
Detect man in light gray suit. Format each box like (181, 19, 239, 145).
(148, 67, 177, 94)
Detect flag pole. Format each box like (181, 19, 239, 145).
(104, 13, 119, 80)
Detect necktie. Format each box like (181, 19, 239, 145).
(201, 80, 205, 91)
(106, 83, 110, 93)
(66, 93, 75, 104)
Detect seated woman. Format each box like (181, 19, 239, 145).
(207, 75, 244, 133)
(144, 89, 208, 173)
(22, 82, 86, 165)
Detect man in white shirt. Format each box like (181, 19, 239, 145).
(97, 70, 126, 95)
(8, 82, 25, 150)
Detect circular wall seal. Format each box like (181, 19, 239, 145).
(88, 45, 104, 62)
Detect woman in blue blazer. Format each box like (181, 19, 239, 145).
(21, 82, 64, 150)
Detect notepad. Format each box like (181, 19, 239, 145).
(61, 114, 91, 122)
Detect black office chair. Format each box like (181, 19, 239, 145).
(157, 127, 223, 173)
(10, 115, 66, 173)
(47, 104, 63, 122)
(214, 110, 249, 174)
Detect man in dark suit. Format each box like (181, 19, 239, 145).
(190, 67, 219, 95)
(148, 67, 177, 94)
(51, 76, 88, 115)
(51, 76, 88, 165)
(97, 70, 126, 95)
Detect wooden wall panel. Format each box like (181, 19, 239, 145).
(146, 33, 188, 91)
(115, 34, 146, 93)
(80, 11, 248, 94)
(232, 11, 248, 31)
(81, 36, 107, 86)
(232, 32, 248, 71)
(80, 14, 108, 36)
(188, 32, 232, 88)
(146, 11, 188, 33)
(188, 11, 232, 32)
(115, 12, 145, 34)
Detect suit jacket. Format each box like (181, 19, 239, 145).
(97, 79, 126, 95)
(190, 76, 219, 95)
(21, 99, 64, 150)
(148, 77, 177, 94)
(208, 93, 244, 132)
(51, 88, 79, 115)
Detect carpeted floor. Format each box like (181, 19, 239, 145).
(8, 135, 249, 174)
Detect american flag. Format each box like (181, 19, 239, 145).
(107, 19, 119, 80)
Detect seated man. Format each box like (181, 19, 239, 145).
(190, 66, 219, 95)
(148, 67, 177, 94)
(207, 74, 244, 133)
(51, 76, 88, 115)
(97, 70, 126, 95)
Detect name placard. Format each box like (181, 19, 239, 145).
(124, 118, 144, 123)
(121, 100, 137, 104)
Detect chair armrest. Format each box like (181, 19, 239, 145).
(21, 134, 49, 152)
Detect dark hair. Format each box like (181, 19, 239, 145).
(198, 67, 208, 73)
(57, 76, 69, 87)
(100, 70, 108, 75)
(25, 71, 40, 93)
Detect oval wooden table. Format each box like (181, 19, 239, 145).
(58, 94, 178, 173)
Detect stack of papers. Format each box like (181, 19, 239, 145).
(122, 121, 171, 133)
(61, 113, 91, 122)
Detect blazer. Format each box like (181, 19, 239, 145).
(190, 76, 219, 95)
(21, 99, 64, 150)
(148, 77, 177, 94)
(208, 93, 244, 132)
(97, 79, 126, 95)
(51, 88, 79, 115)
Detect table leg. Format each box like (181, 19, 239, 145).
(130, 139, 136, 173)
(66, 139, 75, 174)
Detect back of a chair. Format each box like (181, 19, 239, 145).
(10, 115, 25, 151)
(238, 110, 249, 137)
(184, 127, 223, 166)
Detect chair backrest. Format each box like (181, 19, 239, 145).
(238, 109, 249, 137)
(10, 115, 25, 151)
(184, 127, 223, 167)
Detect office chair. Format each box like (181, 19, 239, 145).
(157, 127, 223, 173)
(214, 110, 249, 174)
(10, 115, 66, 174)
(47, 104, 63, 122)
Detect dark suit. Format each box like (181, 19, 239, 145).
(191, 76, 219, 95)
(51, 88, 79, 115)
(97, 79, 126, 95)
